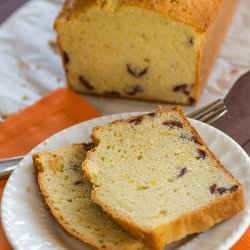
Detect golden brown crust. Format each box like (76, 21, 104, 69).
(196, 0, 239, 96)
(83, 107, 245, 250)
(54, 0, 97, 24)
(56, 0, 228, 32)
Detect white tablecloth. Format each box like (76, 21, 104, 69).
(0, 0, 249, 120)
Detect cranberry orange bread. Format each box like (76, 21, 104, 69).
(55, 0, 238, 105)
(33, 143, 147, 250)
(83, 107, 245, 249)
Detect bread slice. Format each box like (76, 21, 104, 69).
(33, 143, 147, 250)
(83, 107, 245, 250)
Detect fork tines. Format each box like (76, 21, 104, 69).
(187, 99, 227, 125)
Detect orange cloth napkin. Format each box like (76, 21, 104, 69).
(0, 88, 99, 158)
(0, 87, 99, 249)
(0, 87, 248, 249)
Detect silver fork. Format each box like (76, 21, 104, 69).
(0, 99, 227, 179)
(187, 99, 227, 124)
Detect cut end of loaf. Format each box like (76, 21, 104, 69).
(55, 4, 200, 104)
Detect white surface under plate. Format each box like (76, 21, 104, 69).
(2, 113, 250, 250)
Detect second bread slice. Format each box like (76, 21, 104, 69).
(33, 143, 147, 250)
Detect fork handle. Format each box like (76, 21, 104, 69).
(0, 165, 16, 180)
(0, 157, 23, 179)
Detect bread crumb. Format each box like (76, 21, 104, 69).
(27, 186, 32, 193)
(230, 68, 238, 74)
(150, 180, 156, 186)
(167, 177, 173, 183)
(210, 167, 216, 173)
(35, 64, 42, 70)
(48, 40, 60, 54)
(0, 111, 11, 121)
(22, 96, 30, 101)
(18, 59, 30, 69)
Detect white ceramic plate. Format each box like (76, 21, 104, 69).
(2, 113, 250, 250)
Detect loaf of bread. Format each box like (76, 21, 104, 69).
(55, 0, 238, 105)
(83, 107, 245, 249)
(33, 143, 147, 250)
